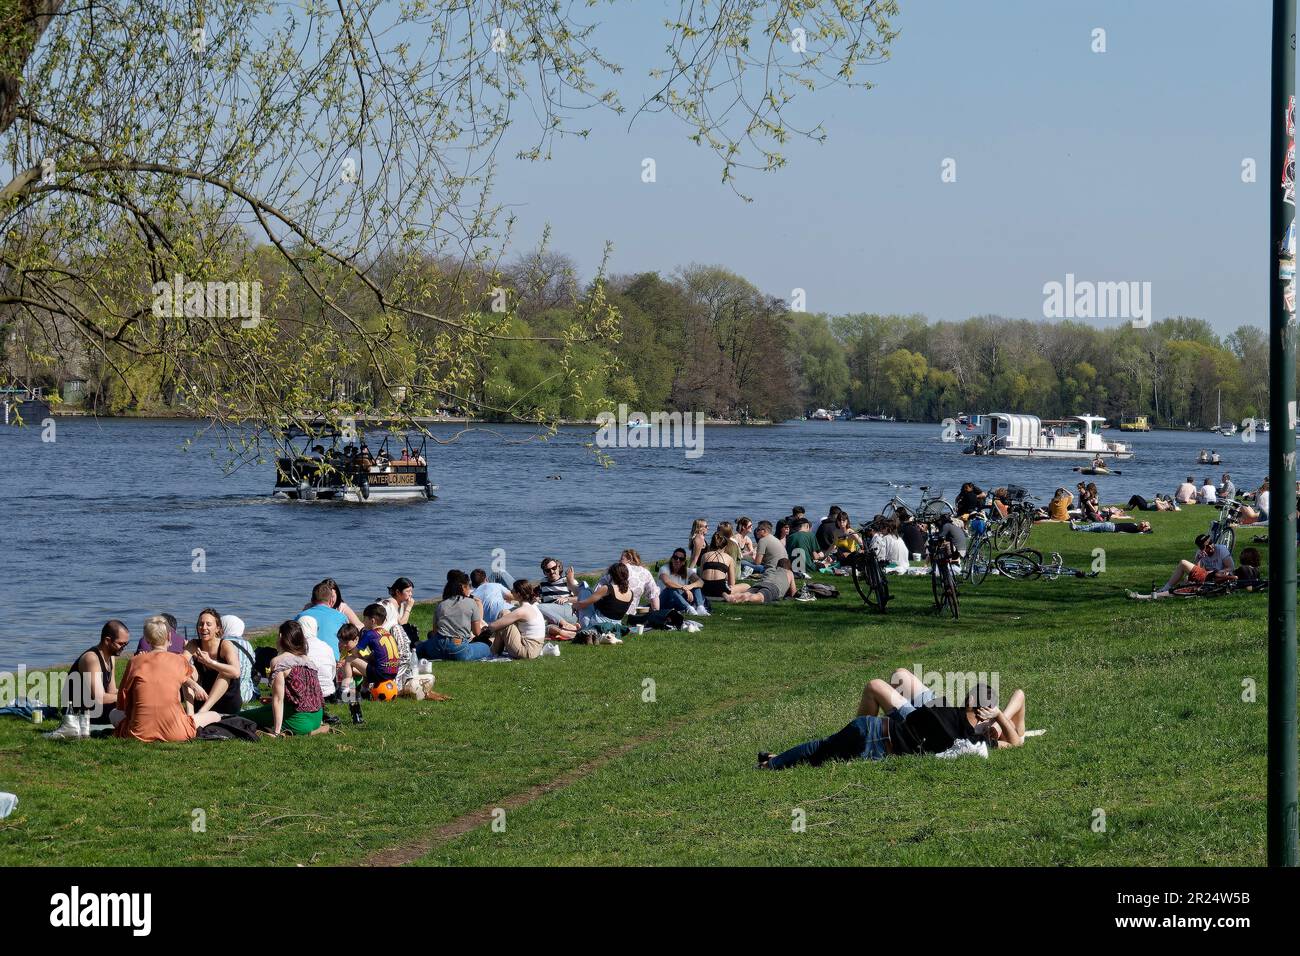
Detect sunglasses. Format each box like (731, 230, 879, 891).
(544, 566, 560, 573)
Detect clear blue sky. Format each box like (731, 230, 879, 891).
(484, 0, 1278, 334)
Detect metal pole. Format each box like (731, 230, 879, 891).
(1268, 0, 1298, 868)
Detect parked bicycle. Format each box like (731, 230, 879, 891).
(927, 530, 960, 618)
(882, 485, 954, 523)
(846, 536, 892, 612)
(1207, 498, 1243, 553)
(994, 548, 1100, 581)
(962, 514, 996, 585)
(991, 490, 1036, 551)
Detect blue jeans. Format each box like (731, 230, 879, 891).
(767, 715, 888, 769)
(660, 586, 702, 612)
(492, 568, 517, 588)
(416, 637, 492, 661)
(740, 559, 763, 575)
(1074, 521, 1116, 533)
(577, 583, 622, 629)
(889, 689, 937, 722)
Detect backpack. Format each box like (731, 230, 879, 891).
(807, 582, 839, 598)
(627, 608, 685, 631)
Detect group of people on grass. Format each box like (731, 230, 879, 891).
(41, 477, 1272, 752)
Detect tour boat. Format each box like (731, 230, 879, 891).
(809, 408, 835, 421)
(961, 413, 1134, 460)
(273, 426, 436, 502)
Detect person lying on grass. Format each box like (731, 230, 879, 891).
(758, 671, 1024, 769)
(242, 620, 328, 737)
(725, 565, 796, 604)
(1068, 519, 1152, 533)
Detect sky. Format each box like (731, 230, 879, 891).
(470, 0, 1281, 335)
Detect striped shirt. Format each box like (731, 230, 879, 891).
(538, 579, 571, 603)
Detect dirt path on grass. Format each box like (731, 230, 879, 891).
(361, 643, 927, 867)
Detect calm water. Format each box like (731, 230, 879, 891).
(0, 417, 1268, 669)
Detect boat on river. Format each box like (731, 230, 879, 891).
(962, 413, 1134, 460)
(273, 425, 436, 502)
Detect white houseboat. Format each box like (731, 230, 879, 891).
(962, 413, 1134, 460)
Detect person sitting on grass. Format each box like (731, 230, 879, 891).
(831, 511, 863, 558)
(417, 569, 491, 661)
(536, 557, 579, 626)
(298, 615, 338, 703)
(1130, 534, 1236, 599)
(1236, 547, 1264, 588)
(187, 608, 245, 718)
(1069, 519, 1152, 533)
(934, 512, 968, 559)
(698, 530, 748, 600)
(611, 549, 660, 613)
(45, 619, 132, 740)
(1238, 478, 1270, 524)
(1198, 477, 1218, 505)
(786, 518, 823, 577)
(753, 520, 789, 571)
(725, 564, 796, 604)
(470, 568, 513, 625)
(575, 562, 635, 629)
(378, 577, 418, 646)
(734, 517, 760, 574)
(484, 580, 547, 659)
(1219, 473, 1237, 503)
(758, 672, 1023, 769)
(898, 509, 928, 561)
(816, 506, 843, 553)
(297, 581, 348, 657)
(243, 620, 327, 737)
(955, 482, 985, 519)
(688, 518, 710, 571)
(1046, 487, 1073, 521)
(1175, 476, 1198, 505)
(133, 612, 184, 656)
(658, 548, 709, 615)
(868, 515, 909, 569)
(335, 623, 365, 694)
(112, 615, 222, 742)
(356, 603, 401, 689)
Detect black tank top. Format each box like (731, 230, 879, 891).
(700, 553, 731, 597)
(66, 646, 110, 715)
(195, 640, 243, 715)
(594, 586, 632, 619)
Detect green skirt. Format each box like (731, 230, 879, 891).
(240, 703, 323, 735)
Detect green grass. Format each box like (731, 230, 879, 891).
(0, 509, 1281, 866)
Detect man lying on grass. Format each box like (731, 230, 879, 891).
(758, 668, 1025, 769)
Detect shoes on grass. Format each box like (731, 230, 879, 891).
(794, 588, 816, 602)
(43, 714, 89, 740)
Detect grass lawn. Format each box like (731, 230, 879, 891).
(0, 508, 1281, 866)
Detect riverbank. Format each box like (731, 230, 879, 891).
(0, 510, 1274, 866)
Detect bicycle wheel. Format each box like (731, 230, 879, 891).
(939, 563, 960, 618)
(968, 537, 991, 585)
(1220, 526, 1235, 553)
(1013, 513, 1032, 549)
(881, 498, 899, 520)
(930, 560, 944, 610)
(990, 520, 1014, 551)
(995, 548, 1043, 580)
(921, 498, 955, 523)
(851, 557, 887, 611)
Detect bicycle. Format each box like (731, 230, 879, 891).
(1207, 498, 1243, 553)
(994, 548, 1100, 581)
(962, 518, 996, 586)
(883, 485, 954, 523)
(846, 547, 892, 612)
(992, 495, 1037, 551)
(927, 532, 960, 618)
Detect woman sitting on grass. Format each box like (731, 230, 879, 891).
(658, 548, 709, 614)
(687, 518, 709, 571)
(484, 580, 547, 659)
(113, 615, 223, 742)
(187, 608, 244, 718)
(697, 530, 748, 600)
(831, 511, 863, 558)
(575, 563, 635, 629)
(417, 569, 491, 661)
(243, 620, 327, 737)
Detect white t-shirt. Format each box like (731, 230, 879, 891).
(1198, 484, 1217, 504)
(1197, 544, 1234, 572)
(305, 636, 337, 697)
(600, 563, 660, 611)
(1258, 490, 1271, 516)
(882, 534, 910, 568)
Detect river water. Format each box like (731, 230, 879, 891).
(0, 417, 1268, 669)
